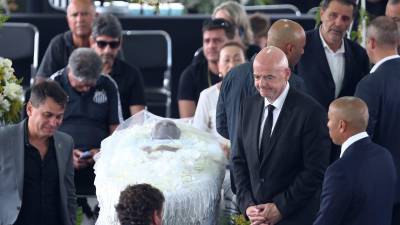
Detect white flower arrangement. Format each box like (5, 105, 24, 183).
(0, 57, 23, 123)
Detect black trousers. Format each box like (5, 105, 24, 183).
(393, 203, 400, 225)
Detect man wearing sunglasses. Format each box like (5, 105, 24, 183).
(90, 13, 146, 119)
(37, 0, 97, 80)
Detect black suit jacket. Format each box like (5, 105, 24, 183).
(314, 137, 396, 225)
(295, 29, 370, 110)
(355, 57, 400, 204)
(233, 87, 331, 225)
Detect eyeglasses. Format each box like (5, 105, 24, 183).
(96, 40, 120, 49)
(202, 18, 232, 29)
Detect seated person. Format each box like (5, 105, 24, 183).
(51, 47, 121, 217)
(213, 1, 261, 59)
(178, 18, 235, 118)
(90, 13, 146, 119)
(193, 41, 246, 153)
(36, 0, 96, 79)
(192, 41, 246, 221)
(249, 13, 271, 49)
(116, 184, 164, 225)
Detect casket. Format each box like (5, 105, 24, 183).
(94, 111, 226, 225)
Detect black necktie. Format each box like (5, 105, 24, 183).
(260, 104, 275, 158)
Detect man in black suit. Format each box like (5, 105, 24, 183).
(233, 46, 330, 225)
(217, 19, 307, 196)
(355, 16, 400, 225)
(314, 96, 396, 225)
(295, 0, 370, 111)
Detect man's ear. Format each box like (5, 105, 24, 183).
(26, 101, 33, 117)
(152, 210, 162, 225)
(339, 119, 347, 133)
(89, 36, 96, 47)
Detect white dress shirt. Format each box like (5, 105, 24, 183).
(319, 28, 345, 98)
(370, 55, 400, 73)
(259, 83, 290, 147)
(340, 131, 369, 158)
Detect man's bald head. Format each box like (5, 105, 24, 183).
(327, 97, 369, 145)
(67, 0, 95, 12)
(67, 0, 96, 41)
(330, 97, 369, 132)
(253, 46, 290, 101)
(254, 45, 289, 70)
(267, 19, 306, 68)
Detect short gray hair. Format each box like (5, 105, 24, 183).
(367, 16, 399, 48)
(68, 48, 102, 81)
(91, 13, 122, 39)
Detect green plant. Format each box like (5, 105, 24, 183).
(232, 214, 251, 225)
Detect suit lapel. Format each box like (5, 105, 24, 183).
(313, 30, 335, 85)
(14, 121, 26, 198)
(340, 39, 353, 96)
(260, 88, 295, 166)
(254, 96, 265, 164)
(53, 132, 65, 187)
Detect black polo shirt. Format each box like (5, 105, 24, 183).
(178, 57, 221, 104)
(110, 58, 146, 120)
(52, 68, 121, 195)
(15, 120, 61, 225)
(52, 68, 121, 150)
(37, 31, 75, 78)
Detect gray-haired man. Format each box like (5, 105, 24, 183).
(51, 48, 122, 218)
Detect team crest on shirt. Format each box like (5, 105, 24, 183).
(93, 89, 108, 104)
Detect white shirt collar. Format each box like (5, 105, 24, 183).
(319, 27, 345, 54)
(370, 55, 400, 73)
(340, 131, 369, 157)
(264, 82, 290, 110)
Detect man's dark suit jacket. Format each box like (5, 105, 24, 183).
(314, 137, 396, 225)
(355, 57, 400, 207)
(216, 61, 306, 141)
(233, 87, 331, 225)
(295, 29, 370, 110)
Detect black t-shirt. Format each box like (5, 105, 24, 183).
(178, 58, 221, 103)
(110, 58, 146, 120)
(37, 31, 75, 78)
(16, 120, 61, 225)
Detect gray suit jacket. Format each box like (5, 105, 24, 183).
(0, 120, 76, 225)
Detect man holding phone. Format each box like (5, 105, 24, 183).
(51, 47, 121, 219)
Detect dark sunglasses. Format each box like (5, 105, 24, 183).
(203, 18, 232, 29)
(96, 40, 120, 49)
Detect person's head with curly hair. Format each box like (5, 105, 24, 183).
(116, 184, 165, 225)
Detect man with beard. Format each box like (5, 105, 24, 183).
(36, 0, 97, 79)
(90, 13, 146, 119)
(178, 18, 235, 118)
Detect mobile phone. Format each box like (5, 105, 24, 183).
(79, 151, 92, 160)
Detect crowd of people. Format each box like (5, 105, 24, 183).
(1, 0, 400, 225)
